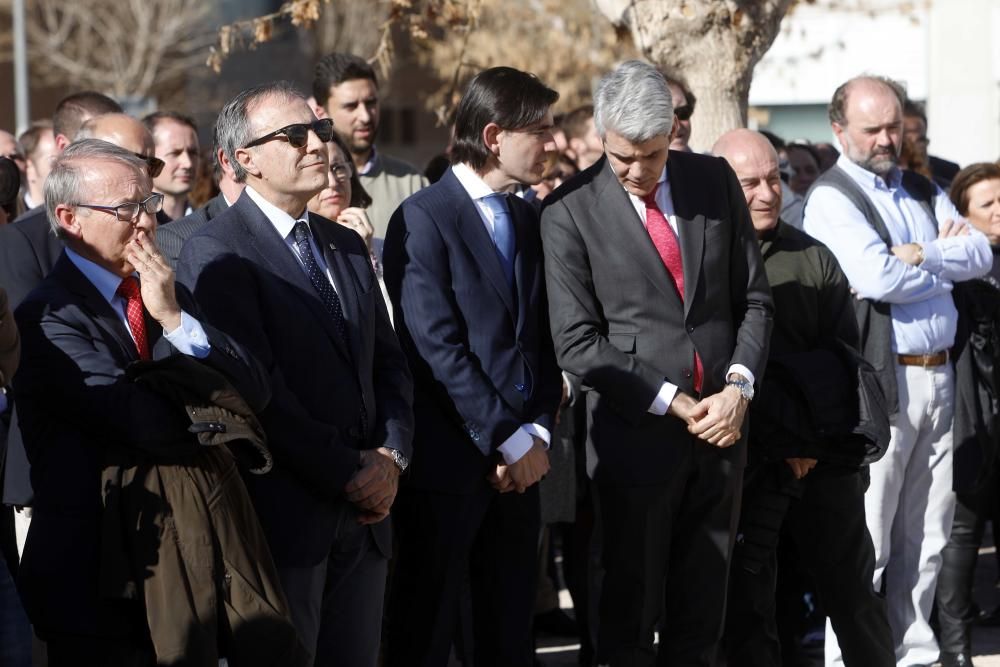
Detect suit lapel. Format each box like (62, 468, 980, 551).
(234, 196, 352, 363)
(444, 172, 517, 322)
(666, 156, 705, 317)
(56, 255, 140, 363)
(593, 160, 682, 308)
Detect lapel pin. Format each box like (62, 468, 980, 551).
(328, 242, 337, 251)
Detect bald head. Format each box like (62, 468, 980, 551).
(712, 129, 782, 237)
(75, 113, 155, 157)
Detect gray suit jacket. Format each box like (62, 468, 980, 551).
(158, 194, 229, 269)
(540, 152, 773, 485)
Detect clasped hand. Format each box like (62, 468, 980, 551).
(488, 437, 549, 494)
(668, 386, 747, 448)
(345, 448, 400, 525)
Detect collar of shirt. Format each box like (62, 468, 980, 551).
(358, 146, 379, 177)
(65, 247, 135, 307)
(452, 162, 509, 234)
(244, 185, 309, 239)
(622, 165, 677, 232)
(23, 191, 38, 210)
(836, 153, 902, 193)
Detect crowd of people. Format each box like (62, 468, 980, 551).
(0, 50, 997, 667)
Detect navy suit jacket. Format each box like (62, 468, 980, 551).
(382, 168, 562, 494)
(177, 191, 414, 566)
(12, 253, 269, 638)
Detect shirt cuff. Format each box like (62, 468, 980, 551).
(163, 311, 211, 359)
(919, 241, 943, 274)
(727, 364, 755, 387)
(648, 381, 679, 416)
(497, 423, 551, 465)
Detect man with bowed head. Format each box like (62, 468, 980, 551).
(383, 66, 563, 667)
(541, 61, 772, 665)
(178, 81, 413, 667)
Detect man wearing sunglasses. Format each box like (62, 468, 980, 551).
(665, 76, 696, 153)
(177, 82, 414, 667)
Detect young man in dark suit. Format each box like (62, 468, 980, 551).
(541, 61, 773, 666)
(382, 67, 563, 667)
(177, 82, 413, 667)
(12, 140, 271, 664)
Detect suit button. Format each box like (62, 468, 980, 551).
(514, 383, 525, 392)
(683, 369, 692, 378)
(687, 325, 695, 333)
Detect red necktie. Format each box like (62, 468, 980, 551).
(116, 276, 151, 361)
(642, 184, 703, 392)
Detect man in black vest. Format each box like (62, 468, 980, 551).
(714, 128, 894, 667)
(803, 76, 992, 667)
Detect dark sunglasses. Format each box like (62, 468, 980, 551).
(244, 118, 335, 149)
(134, 152, 165, 178)
(674, 105, 694, 122)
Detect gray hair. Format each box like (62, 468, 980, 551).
(216, 81, 307, 183)
(594, 60, 674, 143)
(45, 139, 147, 238)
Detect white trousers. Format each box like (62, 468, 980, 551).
(826, 363, 956, 667)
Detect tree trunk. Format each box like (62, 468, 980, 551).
(596, 0, 793, 151)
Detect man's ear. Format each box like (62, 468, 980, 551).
(308, 96, 329, 120)
(55, 204, 82, 239)
(832, 122, 847, 151)
(482, 122, 502, 158)
(234, 147, 261, 179)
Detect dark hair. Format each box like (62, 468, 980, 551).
(903, 99, 928, 125)
(663, 74, 697, 111)
(312, 53, 378, 108)
(52, 91, 122, 140)
(0, 157, 20, 220)
(949, 162, 1000, 216)
(561, 105, 594, 141)
(759, 129, 786, 150)
(142, 110, 198, 135)
(829, 75, 905, 126)
(786, 142, 821, 168)
(451, 67, 559, 170)
(18, 121, 53, 161)
(327, 130, 371, 208)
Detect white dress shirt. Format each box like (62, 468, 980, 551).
(803, 155, 993, 354)
(245, 186, 339, 294)
(621, 167, 755, 414)
(451, 163, 551, 465)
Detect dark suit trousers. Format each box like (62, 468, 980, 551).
(724, 464, 894, 667)
(46, 633, 155, 667)
(386, 482, 540, 667)
(596, 441, 742, 667)
(276, 501, 388, 667)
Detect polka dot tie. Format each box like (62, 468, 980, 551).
(116, 276, 150, 361)
(293, 221, 347, 344)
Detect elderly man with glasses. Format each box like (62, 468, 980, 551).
(10, 139, 279, 665)
(177, 81, 414, 667)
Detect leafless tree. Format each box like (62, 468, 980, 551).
(14, 0, 216, 100)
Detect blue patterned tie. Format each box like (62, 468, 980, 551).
(292, 221, 346, 342)
(482, 193, 516, 288)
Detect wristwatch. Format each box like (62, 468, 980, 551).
(725, 375, 754, 402)
(388, 448, 409, 473)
